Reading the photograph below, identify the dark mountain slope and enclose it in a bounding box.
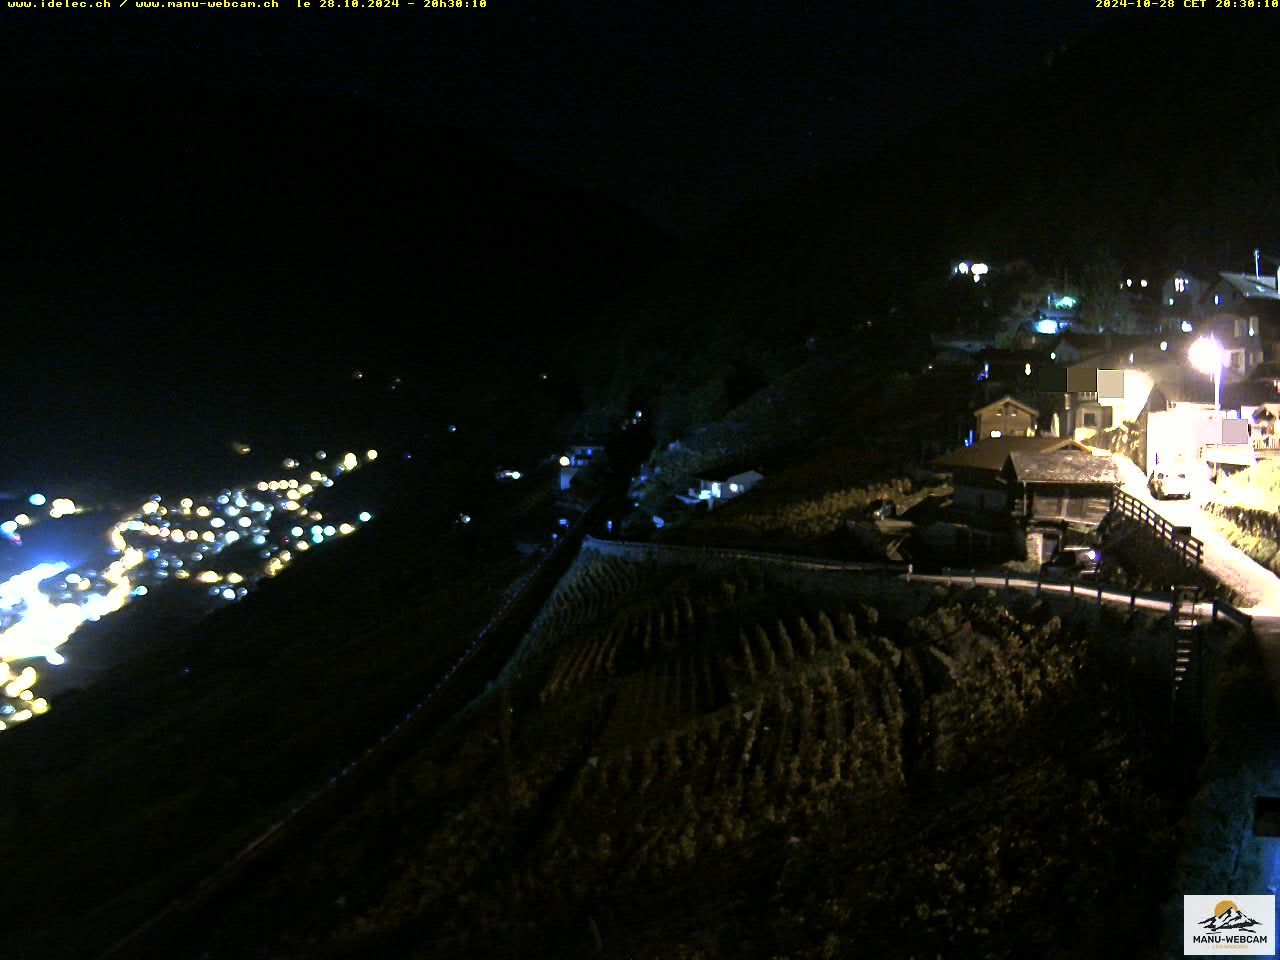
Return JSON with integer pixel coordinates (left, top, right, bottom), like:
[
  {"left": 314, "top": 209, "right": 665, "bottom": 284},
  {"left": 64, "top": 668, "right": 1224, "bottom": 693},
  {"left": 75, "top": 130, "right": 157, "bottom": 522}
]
[
  {"left": 0, "top": 91, "right": 670, "bottom": 490},
  {"left": 590, "top": 17, "right": 1280, "bottom": 419}
]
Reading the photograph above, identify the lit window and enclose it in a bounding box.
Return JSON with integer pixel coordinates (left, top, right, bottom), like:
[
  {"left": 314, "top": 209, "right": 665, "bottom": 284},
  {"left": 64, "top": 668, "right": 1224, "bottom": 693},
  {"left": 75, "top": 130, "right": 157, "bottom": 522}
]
[{"left": 990, "top": 430, "right": 1002, "bottom": 438}]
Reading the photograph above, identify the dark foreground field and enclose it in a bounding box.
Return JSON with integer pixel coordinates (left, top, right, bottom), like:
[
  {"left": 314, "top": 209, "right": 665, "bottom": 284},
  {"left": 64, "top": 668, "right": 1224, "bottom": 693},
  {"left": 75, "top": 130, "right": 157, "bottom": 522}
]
[{"left": 188, "top": 547, "right": 1252, "bottom": 959}]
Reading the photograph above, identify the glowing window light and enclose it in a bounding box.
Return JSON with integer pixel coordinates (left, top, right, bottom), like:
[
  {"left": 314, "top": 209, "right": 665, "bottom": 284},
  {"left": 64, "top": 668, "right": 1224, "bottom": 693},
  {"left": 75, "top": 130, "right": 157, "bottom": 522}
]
[
  {"left": 366, "top": 449, "right": 378, "bottom": 461},
  {"left": 358, "top": 512, "right": 372, "bottom": 523},
  {"left": 323, "top": 525, "right": 336, "bottom": 537},
  {"left": 142, "top": 501, "right": 159, "bottom": 515},
  {"left": 315, "top": 450, "right": 327, "bottom": 460},
  {"left": 238, "top": 517, "right": 252, "bottom": 528},
  {"left": 339, "top": 523, "right": 354, "bottom": 535},
  {"left": 210, "top": 517, "right": 225, "bottom": 528},
  {"left": 27, "top": 494, "right": 45, "bottom": 507},
  {"left": 224, "top": 531, "right": 240, "bottom": 543},
  {"left": 202, "top": 531, "right": 215, "bottom": 543},
  {"left": 1181, "top": 320, "right": 1193, "bottom": 333}
]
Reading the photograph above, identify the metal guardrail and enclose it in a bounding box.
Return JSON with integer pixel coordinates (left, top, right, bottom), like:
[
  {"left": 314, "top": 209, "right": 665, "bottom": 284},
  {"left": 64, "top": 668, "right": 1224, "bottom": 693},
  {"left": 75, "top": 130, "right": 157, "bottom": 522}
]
[
  {"left": 586, "top": 542, "right": 1259, "bottom": 640},
  {"left": 585, "top": 537, "right": 1253, "bottom": 631},
  {"left": 1111, "top": 486, "right": 1204, "bottom": 566}
]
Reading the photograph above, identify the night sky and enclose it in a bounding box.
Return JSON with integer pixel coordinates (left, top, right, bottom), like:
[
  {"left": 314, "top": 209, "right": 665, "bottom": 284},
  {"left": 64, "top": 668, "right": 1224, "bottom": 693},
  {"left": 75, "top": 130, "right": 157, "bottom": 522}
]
[
  {"left": 0, "top": 2, "right": 1113, "bottom": 493},
  {"left": 4, "top": 1, "right": 1098, "bottom": 232}
]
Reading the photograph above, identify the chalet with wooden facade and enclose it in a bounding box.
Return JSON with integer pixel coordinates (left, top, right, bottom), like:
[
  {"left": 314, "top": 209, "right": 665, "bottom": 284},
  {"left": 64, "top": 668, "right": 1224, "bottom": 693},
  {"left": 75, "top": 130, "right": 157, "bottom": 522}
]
[
  {"left": 933, "top": 437, "right": 1117, "bottom": 562},
  {"left": 974, "top": 394, "right": 1038, "bottom": 440},
  {"left": 933, "top": 436, "right": 1090, "bottom": 515}
]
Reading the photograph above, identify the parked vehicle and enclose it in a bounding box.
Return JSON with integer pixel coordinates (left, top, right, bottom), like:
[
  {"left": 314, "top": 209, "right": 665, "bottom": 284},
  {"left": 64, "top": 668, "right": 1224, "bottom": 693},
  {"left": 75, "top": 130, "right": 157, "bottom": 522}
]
[
  {"left": 1149, "top": 469, "right": 1191, "bottom": 500},
  {"left": 1040, "top": 545, "right": 1101, "bottom": 579}
]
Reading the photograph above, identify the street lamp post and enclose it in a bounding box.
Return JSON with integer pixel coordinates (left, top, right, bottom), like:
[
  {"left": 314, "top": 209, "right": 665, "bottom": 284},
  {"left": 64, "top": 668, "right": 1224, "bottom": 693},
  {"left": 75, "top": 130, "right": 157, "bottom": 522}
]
[{"left": 1188, "top": 335, "right": 1225, "bottom": 411}]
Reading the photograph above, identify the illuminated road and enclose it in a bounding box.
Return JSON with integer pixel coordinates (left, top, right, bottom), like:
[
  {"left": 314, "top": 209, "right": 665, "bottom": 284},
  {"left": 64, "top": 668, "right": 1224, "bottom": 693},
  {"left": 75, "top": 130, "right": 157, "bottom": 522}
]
[{"left": 1111, "top": 454, "right": 1280, "bottom": 611}]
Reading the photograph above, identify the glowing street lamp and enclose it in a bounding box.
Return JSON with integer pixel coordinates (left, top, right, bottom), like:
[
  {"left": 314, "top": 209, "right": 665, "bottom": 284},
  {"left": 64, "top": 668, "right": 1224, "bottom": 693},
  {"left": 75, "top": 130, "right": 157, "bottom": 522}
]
[{"left": 1188, "top": 336, "right": 1225, "bottom": 410}]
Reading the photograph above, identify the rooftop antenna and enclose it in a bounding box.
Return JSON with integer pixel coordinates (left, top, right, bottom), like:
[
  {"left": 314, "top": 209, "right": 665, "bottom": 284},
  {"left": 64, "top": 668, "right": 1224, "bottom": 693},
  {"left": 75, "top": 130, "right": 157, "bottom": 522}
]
[{"left": 1256, "top": 247, "right": 1262, "bottom": 279}]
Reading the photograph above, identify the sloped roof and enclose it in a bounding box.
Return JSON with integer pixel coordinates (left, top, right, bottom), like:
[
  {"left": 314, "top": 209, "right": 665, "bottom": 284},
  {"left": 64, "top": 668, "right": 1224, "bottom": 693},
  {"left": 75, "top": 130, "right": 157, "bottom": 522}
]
[
  {"left": 1217, "top": 272, "right": 1280, "bottom": 300},
  {"left": 933, "top": 436, "right": 1086, "bottom": 473},
  {"left": 1006, "top": 450, "right": 1118, "bottom": 484},
  {"left": 974, "top": 394, "right": 1038, "bottom": 418},
  {"left": 1051, "top": 332, "right": 1156, "bottom": 360}
]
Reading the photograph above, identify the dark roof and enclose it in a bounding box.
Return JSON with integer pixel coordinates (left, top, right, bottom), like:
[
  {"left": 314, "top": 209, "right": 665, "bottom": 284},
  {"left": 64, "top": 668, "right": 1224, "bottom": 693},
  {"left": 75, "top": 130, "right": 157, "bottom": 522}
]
[
  {"left": 1006, "top": 450, "right": 1118, "bottom": 484},
  {"left": 1051, "top": 332, "right": 1153, "bottom": 360},
  {"left": 933, "top": 436, "right": 1086, "bottom": 473},
  {"left": 1216, "top": 272, "right": 1280, "bottom": 300},
  {"left": 1250, "top": 361, "right": 1280, "bottom": 381},
  {"left": 974, "top": 393, "right": 1038, "bottom": 417}
]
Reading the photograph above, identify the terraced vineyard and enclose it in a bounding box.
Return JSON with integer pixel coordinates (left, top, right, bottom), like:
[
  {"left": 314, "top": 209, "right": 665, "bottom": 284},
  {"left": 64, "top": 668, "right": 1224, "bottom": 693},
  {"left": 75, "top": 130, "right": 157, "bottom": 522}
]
[{"left": 217, "top": 549, "right": 1213, "bottom": 960}]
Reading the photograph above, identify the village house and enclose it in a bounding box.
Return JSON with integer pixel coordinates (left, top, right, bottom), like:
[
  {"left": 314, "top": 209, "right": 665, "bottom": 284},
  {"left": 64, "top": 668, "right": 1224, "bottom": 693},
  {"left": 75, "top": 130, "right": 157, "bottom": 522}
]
[
  {"left": 932, "top": 436, "right": 1114, "bottom": 562},
  {"left": 1199, "top": 271, "right": 1280, "bottom": 379},
  {"left": 974, "top": 394, "right": 1038, "bottom": 439},
  {"left": 933, "top": 436, "right": 1089, "bottom": 514},
  {"left": 1003, "top": 449, "right": 1119, "bottom": 561},
  {"left": 1158, "top": 269, "right": 1206, "bottom": 332},
  {"left": 682, "top": 468, "right": 764, "bottom": 509}
]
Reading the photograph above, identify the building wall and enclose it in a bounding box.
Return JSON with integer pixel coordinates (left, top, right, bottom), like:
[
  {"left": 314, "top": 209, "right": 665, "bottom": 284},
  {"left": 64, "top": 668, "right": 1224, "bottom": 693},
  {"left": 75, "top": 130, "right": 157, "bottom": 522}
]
[
  {"left": 976, "top": 403, "right": 1036, "bottom": 439},
  {"left": 954, "top": 482, "right": 1007, "bottom": 513}
]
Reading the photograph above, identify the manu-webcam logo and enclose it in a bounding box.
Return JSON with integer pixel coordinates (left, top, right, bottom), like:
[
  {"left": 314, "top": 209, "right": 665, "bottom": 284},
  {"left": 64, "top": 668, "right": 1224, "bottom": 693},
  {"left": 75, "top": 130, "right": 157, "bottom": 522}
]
[{"left": 1184, "top": 895, "right": 1275, "bottom": 955}]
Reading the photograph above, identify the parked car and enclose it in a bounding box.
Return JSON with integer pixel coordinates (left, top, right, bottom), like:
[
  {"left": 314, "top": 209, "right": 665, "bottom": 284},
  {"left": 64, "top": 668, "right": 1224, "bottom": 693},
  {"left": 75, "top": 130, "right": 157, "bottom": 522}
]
[
  {"left": 1149, "top": 468, "right": 1191, "bottom": 500},
  {"left": 1040, "top": 545, "right": 1101, "bottom": 579},
  {"left": 864, "top": 498, "right": 897, "bottom": 520}
]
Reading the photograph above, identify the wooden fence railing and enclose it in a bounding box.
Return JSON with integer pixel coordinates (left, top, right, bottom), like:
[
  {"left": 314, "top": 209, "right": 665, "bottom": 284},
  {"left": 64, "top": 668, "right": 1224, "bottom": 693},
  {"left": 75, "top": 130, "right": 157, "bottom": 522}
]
[{"left": 1110, "top": 486, "right": 1204, "bottom": 566}]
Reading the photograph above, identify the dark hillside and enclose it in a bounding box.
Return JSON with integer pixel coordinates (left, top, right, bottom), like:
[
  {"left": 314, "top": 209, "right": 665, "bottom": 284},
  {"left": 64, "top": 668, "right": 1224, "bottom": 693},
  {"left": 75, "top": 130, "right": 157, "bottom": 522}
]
[
  {"left": 0, "top": 91, "right": 670, "bottom": 491},
  {"left": 192, "top": 549, "right": 1202, "bottom": 959},
  {"left": 592, "top": 18, "right": 1280, "bottom": 418}
]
